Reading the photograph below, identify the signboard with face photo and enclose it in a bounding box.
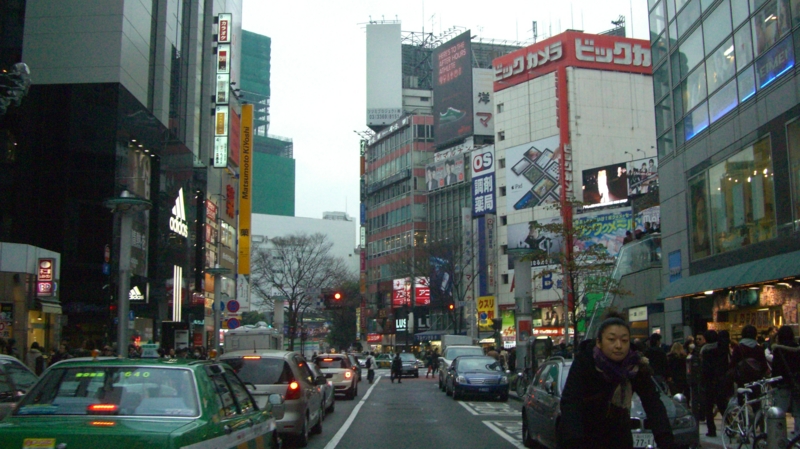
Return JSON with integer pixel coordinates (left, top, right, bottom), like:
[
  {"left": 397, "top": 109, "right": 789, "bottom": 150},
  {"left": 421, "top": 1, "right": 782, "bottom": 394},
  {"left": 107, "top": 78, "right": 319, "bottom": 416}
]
[{"left": 627, "top": 157, "right": 659, "bottom": 196}]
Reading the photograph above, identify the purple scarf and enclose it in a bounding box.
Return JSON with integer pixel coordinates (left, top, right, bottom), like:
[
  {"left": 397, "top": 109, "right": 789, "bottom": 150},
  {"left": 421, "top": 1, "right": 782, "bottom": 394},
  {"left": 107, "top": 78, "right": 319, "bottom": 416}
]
[{"left": 593, "top": 346, "right": 641, "bottom": 385}]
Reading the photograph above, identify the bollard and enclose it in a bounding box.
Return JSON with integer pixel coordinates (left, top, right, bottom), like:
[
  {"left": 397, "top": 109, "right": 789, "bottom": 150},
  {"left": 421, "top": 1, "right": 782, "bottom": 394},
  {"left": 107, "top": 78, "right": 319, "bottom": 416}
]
[{"left": 767, "top": 406, "right": 788, "bottom": 449}]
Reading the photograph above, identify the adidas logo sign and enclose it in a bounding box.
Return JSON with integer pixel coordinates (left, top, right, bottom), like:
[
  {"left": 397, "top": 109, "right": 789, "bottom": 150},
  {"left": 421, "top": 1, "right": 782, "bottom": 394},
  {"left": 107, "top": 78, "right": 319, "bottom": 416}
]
[
  {"left": 129, "top": 286, "right": 144, "bottom": 301},
  {"left": 169, "top": 188, "right": 189, "bottom": 238}
]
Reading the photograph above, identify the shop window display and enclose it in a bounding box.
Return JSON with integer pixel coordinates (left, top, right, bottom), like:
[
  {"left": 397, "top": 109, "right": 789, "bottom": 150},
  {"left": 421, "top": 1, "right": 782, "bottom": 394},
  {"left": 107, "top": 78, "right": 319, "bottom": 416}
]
[
  {"left": 786, "top": 119, "right": 800, "bottom": 230},
  {"left": 707, "top": 137, "right": 776, "bottom": 254}
]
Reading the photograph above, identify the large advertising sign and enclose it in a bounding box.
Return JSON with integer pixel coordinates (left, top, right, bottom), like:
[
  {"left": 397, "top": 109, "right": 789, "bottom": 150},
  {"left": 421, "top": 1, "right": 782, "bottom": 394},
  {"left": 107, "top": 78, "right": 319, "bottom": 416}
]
[
  {"left": 755, "top": 35, "right": 794, "bottom": 89},
  {"left": 366, "top": 23, "right": 402, "bottom": 126},
  {"left": 433, "top": 31, "right": 473, "bottom": 147},
  {"left": 582, "top": 162, "right": 629, "bottom": 208},
  {"left": 415, "top": 277, "right": 430, "bottom": 306},
  {"left": 494, "top": 31, "right": 652, "bottom": 92},
  {"left": 473, "top": 68, "right": 494, "bottom": 137},
  {"left": 505, "top": 135, "right": 560, "bottom": 213},
  {"left": 391, "top": 277, "right": 430, "bottom": 307},
  {"left": 238, "top": 104, "right": 253, "bottom": 275},
  {"left": 477, "top": 296, "right": 495, "bottom": 332},
  {"left": 426, "top": 154, "right": 465, "bottom": 191},
  {"left": 392, "top": 278, "right": 408, "bottom": 308},
  {"left": 628, "top": 157, "right": 658, "bottom": 196},
  {"left": 499, "top": 307, "right": 516, "bottom": 347},
  {"left": 472, "top": 146, "right": 496, "bottom": 217}
]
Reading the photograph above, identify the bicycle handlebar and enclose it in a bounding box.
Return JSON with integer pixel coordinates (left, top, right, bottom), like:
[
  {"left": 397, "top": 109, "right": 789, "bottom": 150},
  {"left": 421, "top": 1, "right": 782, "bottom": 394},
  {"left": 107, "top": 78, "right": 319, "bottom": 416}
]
[{"left": 744, "top": 376, "right": 783, "bottom": 388}]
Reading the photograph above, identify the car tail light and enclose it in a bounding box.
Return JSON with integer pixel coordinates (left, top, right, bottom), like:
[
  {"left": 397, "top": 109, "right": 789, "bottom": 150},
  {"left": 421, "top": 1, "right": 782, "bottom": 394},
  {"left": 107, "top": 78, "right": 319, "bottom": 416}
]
[
  {"left": 323, "top": 358, "right": 334, "bottom": 362},
  {"left": 285, "top": 381, "right": 302, "bottom": 400},
  {"left": 243, "top": 356, "right": 261, "bottom": 360},
  {"left": 345, "top": 371, "right": 352, "bottom": 379},
  {"left": 87, "top": 404, "right": 119, "bottom": 415}
]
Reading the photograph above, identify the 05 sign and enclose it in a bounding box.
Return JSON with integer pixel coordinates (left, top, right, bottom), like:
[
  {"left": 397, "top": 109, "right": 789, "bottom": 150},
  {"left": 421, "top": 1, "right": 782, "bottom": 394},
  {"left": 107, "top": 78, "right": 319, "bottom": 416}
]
[{"left": 472, "top": 151, "right": 494, "bottom": 173}]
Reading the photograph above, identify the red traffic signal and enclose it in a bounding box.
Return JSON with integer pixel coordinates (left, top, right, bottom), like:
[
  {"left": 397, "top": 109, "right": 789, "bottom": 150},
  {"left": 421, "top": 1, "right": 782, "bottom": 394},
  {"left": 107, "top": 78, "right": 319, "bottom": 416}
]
[
  {"left": 448, "top": 303, "right": 455, "bottom": 311},
  {"left": 333, "top": 292, "right": 342, "bottom": 301}
]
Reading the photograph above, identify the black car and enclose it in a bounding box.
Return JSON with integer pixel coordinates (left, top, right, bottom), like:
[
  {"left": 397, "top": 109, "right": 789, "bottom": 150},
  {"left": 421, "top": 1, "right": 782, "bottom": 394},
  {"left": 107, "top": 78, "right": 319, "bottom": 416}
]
[
  {"left": 521, "top": 356, "right": 699, "bottom": 449},
  {"left": 445, "top": 355, "right": 509, "bottom": 401}
]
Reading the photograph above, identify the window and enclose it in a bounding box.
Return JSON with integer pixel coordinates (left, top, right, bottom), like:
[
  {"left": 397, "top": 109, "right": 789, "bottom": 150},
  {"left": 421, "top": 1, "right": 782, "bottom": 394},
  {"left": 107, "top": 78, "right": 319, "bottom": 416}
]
[
  {"left": 500, "top": 216, "right": 507, "bottom": 225},
  {"left": 688, "top": 172, "right": 710, "bottom": 259},
  {"left": 420, "top": 97, "right": 430, "bottom": 102},
  {"left": 499, "top": 158, "right": 505, "bottom": 168},
  {"left": 703, "top": 0, "right": 732, "bottom": 55},
  {"left": 734, "top": 23, "right": 754, "bottom": 72},
  {"left": 683, "top": 63, "right": 707, "bottom": 113},
  {"left": 679, "top": 26, "right": 705, "bottom": 78},
  {"left": 498, "top": 131, "right": 505, "bottom": 141},
  {"left": 738, "top": 66, "right": 756, "bottom": 102},
  {"left": 707, "top": 137, "right": 775, "bottom": 255},
  {"left": 706, "top": 39, "right": 736, "bottom": 94},
  {"left": 650, "top": 1, "right": 667, "bottom": 37},
  {"left": 708, "top": 79, "right": 738, "bottom": 123},
  {"left": 684, "top": 101, "right": 709, "bottom": 140},
  {"left": 752, "top": 0, "right": 790, "bottom": 58},
  {"left": 785, "top": 119, "right": 800, "bottom": 231},
  {"left": 677, "top": 0, "right": 702, "bottom": 38},
  {"left": 653, "top": 63, "right": 671, "bottom": 101},
  {"left": 655, "top": 96, "right": 673, "bottom": 136},
  {"left": 732, "top": 0, "right": 750, "bottom": 28},
  {"left": 497, "top": 103, "right": 505, "bottom": 113},
  {"left": 502, "top": 274, "right": 509, "bottom": 284},
  {"left": 500, "top": 186, "right": 507, "bottom": 196}
]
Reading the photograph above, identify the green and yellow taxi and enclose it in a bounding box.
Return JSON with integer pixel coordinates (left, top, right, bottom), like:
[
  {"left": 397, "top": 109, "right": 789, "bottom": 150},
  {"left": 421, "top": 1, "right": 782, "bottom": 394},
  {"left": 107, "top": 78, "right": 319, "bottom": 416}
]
[{"left": 0, "top": 355, "right": 285, "bottom": 449}]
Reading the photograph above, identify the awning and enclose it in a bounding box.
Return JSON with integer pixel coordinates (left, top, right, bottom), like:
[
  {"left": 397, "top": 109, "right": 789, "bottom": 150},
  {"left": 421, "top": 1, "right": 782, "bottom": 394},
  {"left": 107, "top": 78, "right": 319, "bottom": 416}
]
[
  {"left": 657, "top": 250, "right": 800, "bottom": 300},
  {"left": 36, "top": 299, "right": 62, "bottom": 314},
  {"left": 414, "top": 330, "right": 449, "bottom": 342}
]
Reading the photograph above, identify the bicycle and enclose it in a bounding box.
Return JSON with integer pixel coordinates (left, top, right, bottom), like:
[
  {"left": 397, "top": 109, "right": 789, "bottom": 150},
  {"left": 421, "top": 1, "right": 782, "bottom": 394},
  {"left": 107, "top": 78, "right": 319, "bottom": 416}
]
[
  {"left": 721, "top": 376, "right": 782, "bottom": 449},
  {"left": 509, "top": 370, "right": 531, "bottom": 398}
]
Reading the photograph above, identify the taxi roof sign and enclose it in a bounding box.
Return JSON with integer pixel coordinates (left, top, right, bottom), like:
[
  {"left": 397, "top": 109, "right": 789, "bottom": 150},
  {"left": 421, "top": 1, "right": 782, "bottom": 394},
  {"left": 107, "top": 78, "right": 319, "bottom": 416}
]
[{"left": 140, "top": 343, "right": 160, "bottom": 358}]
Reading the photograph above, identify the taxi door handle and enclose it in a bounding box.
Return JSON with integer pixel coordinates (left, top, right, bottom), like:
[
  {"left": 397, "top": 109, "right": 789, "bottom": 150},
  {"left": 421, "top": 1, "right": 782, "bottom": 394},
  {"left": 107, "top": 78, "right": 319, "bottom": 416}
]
[{"left": 224, "top": 425, "right": 232, "bottom": 435}]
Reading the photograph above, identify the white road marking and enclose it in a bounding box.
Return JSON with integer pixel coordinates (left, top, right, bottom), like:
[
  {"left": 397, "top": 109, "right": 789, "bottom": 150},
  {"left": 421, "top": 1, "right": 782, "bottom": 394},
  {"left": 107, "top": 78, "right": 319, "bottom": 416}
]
[
  {"left": 484, "top": 421, "right": 525, "bottom": 449},
  {"left": 322, "top": 375, "right": 381, "bottom": 449},
  {"left": 457, "top": 400, "right": 519, "bottom": 416}
]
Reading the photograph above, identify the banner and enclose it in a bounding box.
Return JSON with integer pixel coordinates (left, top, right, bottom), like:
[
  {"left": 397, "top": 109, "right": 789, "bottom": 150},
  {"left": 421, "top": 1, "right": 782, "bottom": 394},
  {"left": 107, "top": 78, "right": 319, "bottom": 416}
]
[
  {"left": 238, "top": 104, "right": 253, "bottom": 274},
  {"left": 477, "top": 295, "right": 495, "bottom": 332}
]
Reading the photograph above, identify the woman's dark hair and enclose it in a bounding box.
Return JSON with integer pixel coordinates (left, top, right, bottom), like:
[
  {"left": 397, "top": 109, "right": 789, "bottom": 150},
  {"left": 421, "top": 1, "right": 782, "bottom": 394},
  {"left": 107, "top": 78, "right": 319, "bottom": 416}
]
[
  {"left": 704, "top": 330, "right": 718, "bottom": 344},
  {"left": 777, "top": 326, "right": 797, "bottom": 346},
  {"left": 741, "top": 325, "right": 757, "bottom": 340},
  {"left": 596, "top": 309, "right": 631, "bottom": 338}
]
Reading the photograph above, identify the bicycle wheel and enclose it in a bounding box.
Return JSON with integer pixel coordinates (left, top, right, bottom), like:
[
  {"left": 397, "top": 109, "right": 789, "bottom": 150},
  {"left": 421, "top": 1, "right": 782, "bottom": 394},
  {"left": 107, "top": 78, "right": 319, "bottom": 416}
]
[
  {"left": 516, "top": 376, "right": 528, "bottom": 397},
  {"left": 722, "top": 405, "right": 747, "bottom": 449},
  {"left": 786, "top": 432, "right": 800, "bottom": 449}
]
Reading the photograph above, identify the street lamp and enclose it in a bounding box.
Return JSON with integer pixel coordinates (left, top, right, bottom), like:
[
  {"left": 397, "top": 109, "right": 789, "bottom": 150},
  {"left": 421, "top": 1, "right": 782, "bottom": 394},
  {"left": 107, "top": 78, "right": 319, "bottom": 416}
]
[
  {"left": 103, "top": 190, "right": 151, "bottom": 356},
  {"left": 206, "top": 266, "right": 231, "bottom": 353}
]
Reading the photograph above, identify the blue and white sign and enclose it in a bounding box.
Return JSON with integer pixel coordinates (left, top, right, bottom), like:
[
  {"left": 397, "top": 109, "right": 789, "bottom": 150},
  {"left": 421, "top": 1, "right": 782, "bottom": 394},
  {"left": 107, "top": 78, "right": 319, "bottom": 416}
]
[
  {"left": 756, "top": 36, "right": 794, "bottom": 90},
  {"left": 472, "top": 146, "right": 496, "bottom": 217},
  {"left": 668, "top": 250, "right": 682, "bottom": 283}
]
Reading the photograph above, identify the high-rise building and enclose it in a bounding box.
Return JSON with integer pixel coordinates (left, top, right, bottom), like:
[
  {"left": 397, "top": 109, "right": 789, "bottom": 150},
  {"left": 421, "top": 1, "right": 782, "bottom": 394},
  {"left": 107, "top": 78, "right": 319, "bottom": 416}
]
[
  {"left": 649, "top": 0, "right": 800, "bottom": 339},
  {"left": 241, "top": 30, "right": 295, "bottom": 216},
  {"left": 0, "top": 0, "right": 245, "bottom": 351}
]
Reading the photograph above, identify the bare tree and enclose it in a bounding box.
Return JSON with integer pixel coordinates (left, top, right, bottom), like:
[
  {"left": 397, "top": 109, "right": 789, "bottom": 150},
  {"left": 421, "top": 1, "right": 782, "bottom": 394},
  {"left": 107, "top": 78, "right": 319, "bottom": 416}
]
[
  {"left": 250, "top": 233, "right": 350, "bottom": 350},
  {"left": 521, "top": 202, "right": 628, "bottom": 343}
]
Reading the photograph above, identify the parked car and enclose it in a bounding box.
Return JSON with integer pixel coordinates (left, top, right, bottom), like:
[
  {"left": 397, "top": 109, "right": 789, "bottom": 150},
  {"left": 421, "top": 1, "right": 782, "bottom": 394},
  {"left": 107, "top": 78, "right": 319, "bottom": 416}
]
[
  {"left": 308, "top": 360, "right": 335, "bottom": 414},
  {"left": 221, "top": 349, "right": 325, "bottom": 447},
  {"left": 346, "top": 353, "right": 362, "bottom": 382},
  {"left": 398, "top": 352, "right": 419, "bottom": 378},
  {"left": 445, "top": 355, "right": 509, "bottom": 401},
  {"left": 438, "top": 345, "right": 485, "bottom": 390},
  {"left": 0, "top": 354, "right": 39, "bottom": 420},
  {"left": 315, "top": 354, "right": 358, "bottom": 399},
  {"left": 521, "top": 356, "right": 699, "bottom": 449},
  {"left": 0, "top": 357, "right": 284, "bottom": 448},
  {"left": 375, "top": 354, "right": 392, "bottom": 368}
]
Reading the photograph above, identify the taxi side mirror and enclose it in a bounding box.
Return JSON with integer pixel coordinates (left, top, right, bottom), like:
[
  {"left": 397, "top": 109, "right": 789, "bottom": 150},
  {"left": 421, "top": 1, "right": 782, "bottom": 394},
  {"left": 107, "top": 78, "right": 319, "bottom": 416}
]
[
  {"left": 268, "top": 393, "right": 285, "bottom": 421},
  {"left": 314, "top": 375, "right": 327, "bottom": 386}
]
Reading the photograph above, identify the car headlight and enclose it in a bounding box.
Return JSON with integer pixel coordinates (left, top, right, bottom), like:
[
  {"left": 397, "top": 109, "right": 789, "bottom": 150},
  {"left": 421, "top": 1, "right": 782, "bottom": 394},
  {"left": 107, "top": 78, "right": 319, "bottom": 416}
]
[
  {"left": 671, "top": 413, "right": 695, "bottom": 430},
  {"left": 456, "top": 375, "right": 466, "bottom": 384},
  {"left": 500, "top": 376, "right": 509, "bottom": 384}
]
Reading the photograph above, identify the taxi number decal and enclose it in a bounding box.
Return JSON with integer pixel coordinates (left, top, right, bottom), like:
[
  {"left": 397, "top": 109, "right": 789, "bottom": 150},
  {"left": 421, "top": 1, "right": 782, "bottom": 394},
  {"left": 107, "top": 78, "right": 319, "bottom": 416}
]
[
  {"left": 75, "top": 372, "right": 104, "bottom": 378},
  {"left": 23, "top": 438, "right": 56, "bottom": 449},
  {"left": 123, "top": 371, "right": 150, "bottom": 377}
]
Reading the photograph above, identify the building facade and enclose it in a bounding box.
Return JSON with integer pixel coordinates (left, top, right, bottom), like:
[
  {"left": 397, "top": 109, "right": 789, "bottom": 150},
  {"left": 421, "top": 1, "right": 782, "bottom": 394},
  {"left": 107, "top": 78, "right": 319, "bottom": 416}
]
[
  {"left": 650, "top": 0, "right": 800, "bottom": 340},
  {"left": 0, "top": 0, "right": 246, "bottom": 354}
]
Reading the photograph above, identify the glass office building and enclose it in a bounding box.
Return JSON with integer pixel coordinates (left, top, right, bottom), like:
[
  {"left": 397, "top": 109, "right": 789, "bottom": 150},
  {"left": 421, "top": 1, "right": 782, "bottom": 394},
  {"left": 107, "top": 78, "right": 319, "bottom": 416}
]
[{"left": 652, "top": 0, "right": 800, "bottom": 338}]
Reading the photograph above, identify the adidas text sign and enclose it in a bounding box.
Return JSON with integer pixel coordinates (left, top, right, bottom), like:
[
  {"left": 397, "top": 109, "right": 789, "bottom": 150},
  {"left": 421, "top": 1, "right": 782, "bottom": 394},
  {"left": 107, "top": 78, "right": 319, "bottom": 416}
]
[{"left": 169, "top": 188, "right": 189, "bottom": 238}]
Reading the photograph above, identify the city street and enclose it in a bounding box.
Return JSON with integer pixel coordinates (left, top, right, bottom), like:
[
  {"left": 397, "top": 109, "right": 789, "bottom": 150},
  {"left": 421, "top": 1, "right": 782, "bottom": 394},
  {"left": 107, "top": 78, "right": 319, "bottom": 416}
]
[{"left": 299, "top": 368, "right": 524, "bottom": 449}]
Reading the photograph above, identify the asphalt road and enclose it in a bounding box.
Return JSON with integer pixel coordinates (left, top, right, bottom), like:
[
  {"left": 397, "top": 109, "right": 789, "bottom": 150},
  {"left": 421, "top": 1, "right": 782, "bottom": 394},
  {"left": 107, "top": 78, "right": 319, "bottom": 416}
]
[{"left": 295, "top": 368, "right": 524, "bottom": 449}]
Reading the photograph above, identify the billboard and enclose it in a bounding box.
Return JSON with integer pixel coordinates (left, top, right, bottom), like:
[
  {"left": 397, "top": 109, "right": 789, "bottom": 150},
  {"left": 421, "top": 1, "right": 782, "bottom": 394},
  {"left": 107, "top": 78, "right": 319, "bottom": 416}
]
[
  {"left": 627, "top": 157, "right": 658, "bottom": 196},
  {"left": 494, "top": 31, "right": 652, "bottom": 92},
  {"left": 473, "top": 68, "right": 494, "bottom": 137},
  {"left": 582, "top": 162, "right": 628, "bottom": 208},
  {"left": 433, "top": 31, "right": 474, "bottom": 147},
  {"left": 477, "top": 296, "right": 495, "bottom": 331},
  {"left": 471, "top": 146, "right": 496, "bottom": 217},
  {"left": 366, "top": 23, "right": 402, "bottom": 127},
  {"left": 505, "top": 135, "right": 560, "bottom": 213},
  {"left": 238, "top": 104, "right": 253, "bottom": 275},
  {"left": 425, "top": 154, "right": 465, "bottom": 191}
]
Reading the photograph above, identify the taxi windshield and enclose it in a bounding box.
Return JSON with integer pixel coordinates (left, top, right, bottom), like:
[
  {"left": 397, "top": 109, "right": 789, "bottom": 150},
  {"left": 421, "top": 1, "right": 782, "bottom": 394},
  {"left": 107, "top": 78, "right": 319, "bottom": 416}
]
[{"left": 14, "top": 366, "right": 200, "bottom": 417}]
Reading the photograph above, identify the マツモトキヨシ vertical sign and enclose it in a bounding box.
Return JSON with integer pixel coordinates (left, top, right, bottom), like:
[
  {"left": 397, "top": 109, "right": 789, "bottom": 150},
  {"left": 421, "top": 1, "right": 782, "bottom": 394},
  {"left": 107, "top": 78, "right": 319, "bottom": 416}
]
[{"left": 238, "top": 104, "right": 252, "bottom": 275}]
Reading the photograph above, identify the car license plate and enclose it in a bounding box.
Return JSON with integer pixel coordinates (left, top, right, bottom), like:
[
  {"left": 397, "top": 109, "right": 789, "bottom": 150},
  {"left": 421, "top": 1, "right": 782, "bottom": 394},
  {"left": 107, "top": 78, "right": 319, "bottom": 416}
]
[
  {"left": 633, "top": 432, "right": 654, "bottom": 448},
  {"left": 479, "top": 388, "right": 489, "bottom": 392}
]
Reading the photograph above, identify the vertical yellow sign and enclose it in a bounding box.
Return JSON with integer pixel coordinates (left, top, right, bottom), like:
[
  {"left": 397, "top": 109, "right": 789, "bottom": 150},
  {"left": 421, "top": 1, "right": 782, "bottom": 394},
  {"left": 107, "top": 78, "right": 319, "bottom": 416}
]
[
  {"left": 238, "top": 104, "right": 253, "bottom": 275},
  {"left": 477, "top": 295, "right": 495, "bottom": 331}
]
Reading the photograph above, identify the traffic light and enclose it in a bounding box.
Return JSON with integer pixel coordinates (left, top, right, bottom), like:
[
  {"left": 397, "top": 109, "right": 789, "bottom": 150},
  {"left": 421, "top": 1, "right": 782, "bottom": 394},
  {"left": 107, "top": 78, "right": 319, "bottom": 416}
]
[
  {"left": 322, "top": 289, "right": 344, "bottom": 308},
  {"left": 448, "top": 303, "right": 455, "bottom": 311},
  {"left": 332, "top": 292, "right": 343, "bottom": 301}
]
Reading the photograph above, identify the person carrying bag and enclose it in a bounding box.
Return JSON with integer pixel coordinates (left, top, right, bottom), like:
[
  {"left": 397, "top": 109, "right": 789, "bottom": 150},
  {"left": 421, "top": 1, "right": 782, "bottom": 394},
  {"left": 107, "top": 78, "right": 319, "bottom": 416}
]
[{"left": 772, "top": 326, "right": 800, "bottom": 437}]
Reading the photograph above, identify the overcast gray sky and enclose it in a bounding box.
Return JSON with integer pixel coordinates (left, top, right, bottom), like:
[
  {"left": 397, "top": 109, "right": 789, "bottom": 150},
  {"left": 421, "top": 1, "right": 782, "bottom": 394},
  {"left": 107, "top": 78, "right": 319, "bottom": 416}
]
[{"left": 241, "top": 0, "right": 650, "bottom": 233}]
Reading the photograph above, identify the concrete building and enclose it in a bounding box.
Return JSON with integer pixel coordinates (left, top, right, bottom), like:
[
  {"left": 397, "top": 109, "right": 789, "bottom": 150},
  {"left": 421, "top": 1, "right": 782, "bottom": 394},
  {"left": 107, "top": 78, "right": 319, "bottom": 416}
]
[{"left": 649, "top": 0, "right": 800, "bottom": 341}]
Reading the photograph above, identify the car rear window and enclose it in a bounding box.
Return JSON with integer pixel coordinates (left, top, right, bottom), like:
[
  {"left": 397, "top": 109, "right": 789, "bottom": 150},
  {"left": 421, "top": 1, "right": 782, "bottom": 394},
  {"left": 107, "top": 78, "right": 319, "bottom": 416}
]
[
  {"left": 399, "top": 353, "right": 416, "bottom": 362},
  {"left": 224, "top": 357, "right": 291, "bottom": 384},
  {"left": 458, "top": 358, "right": 504, "bottom": 372},
  {"left": 316, "top": 357, "right": 347, "bottom": 369},
  {"left": 15, "top": 366, "right": 199, "bottom": 417},
  {"left": 445, "top": 347, "right": 484, "bottom": 359},
  {"left": 0, "top": 359, "right": 38, "bottom": 390}
]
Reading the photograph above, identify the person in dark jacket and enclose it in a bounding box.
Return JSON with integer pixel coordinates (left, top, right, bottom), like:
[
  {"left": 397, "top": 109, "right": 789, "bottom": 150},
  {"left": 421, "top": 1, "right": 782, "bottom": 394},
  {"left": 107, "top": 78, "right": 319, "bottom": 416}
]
[
  {"left": 701, "top": 330, "right": 731, "bottom": 437},
  {"left": 557, "top": 310, "right": 675, "bottom": 449},
  {"left": 687, "top": 333, "right": 705, "bottom": 421},
  {"left": 390, "top": 353, "right": 402, "bottom": 383},
  {"left": 644, "top": 333, "right": 669, "bottom": 389},
  {"left": 667, "top": 342, "right": 688, "bottom": 397},
  {"left": 730, "top": 324, "right": 769, "bottom": 383},
  {"left": 771, "top": 326, "right": 800, "bottom": 436}
]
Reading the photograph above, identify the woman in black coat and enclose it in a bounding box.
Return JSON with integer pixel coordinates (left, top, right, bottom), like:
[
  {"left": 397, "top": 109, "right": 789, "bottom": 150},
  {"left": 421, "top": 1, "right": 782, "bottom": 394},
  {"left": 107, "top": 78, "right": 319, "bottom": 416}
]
[
  {"left": 557, "top": 311, "right": 675, "bottom": 449},
  {"left": 770, "top": 326, "right": 800, "bottom": 435}
]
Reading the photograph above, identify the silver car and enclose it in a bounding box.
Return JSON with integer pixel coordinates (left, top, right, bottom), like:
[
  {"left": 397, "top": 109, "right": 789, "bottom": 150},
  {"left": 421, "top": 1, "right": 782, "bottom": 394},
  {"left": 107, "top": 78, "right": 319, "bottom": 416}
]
[
  {"left": 0, "top": 355, "right": 38, "bottom": 420},
  {"left": 221, "top": 350, "right": 325, "bottom": 448},
  {"left": 308, "top": 360, "right": 335, "bottom": 414}
]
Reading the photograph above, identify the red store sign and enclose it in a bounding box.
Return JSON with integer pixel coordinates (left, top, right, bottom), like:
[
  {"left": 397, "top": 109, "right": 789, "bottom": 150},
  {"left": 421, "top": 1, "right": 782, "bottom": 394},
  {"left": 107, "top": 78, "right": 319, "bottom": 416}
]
[
  {"left": 226, "top": 185, "right": 235, "bottom": 218},
  {"left": 38, "top": 258, "right": 54, "bottom": 281},
  {"left": 206, "top": 200, "right": 218, "bottom": 222}
]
